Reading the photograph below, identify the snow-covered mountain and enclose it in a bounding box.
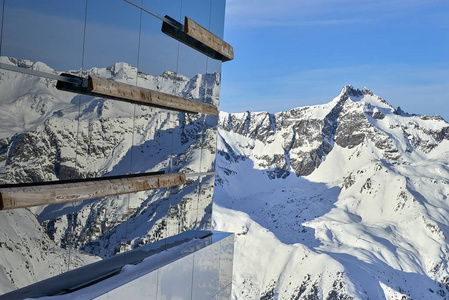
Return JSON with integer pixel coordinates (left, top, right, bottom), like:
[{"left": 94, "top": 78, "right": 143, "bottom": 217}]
[
  {"left": 2, "top": 54, "right": 449, "bottom": 300},
  {"left": 0, "top": 57, "right": 219, "bottom": 293},
  {"left": 214, "top": 86, "right": 449, "bottom": 299}
]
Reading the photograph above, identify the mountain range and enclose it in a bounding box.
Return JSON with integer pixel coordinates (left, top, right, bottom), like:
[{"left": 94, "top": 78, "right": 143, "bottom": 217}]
[
  {"left": 1, "top": 57, "right": 449, "bottom": 299},
  {"left": 214, "top": 85, "right": 449, "bottom": 299}
]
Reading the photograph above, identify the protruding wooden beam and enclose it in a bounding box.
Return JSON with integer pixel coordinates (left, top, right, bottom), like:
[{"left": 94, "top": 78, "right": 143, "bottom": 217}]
[
  {"left": 184, "top": 17, "right": 234, "bottom": 62},
  {"left": 0, "top": 172, "right": 186, "bottom": 210},
  {"left": 88, "top": 75, "right": 218, "bottom": 115},
  {"left": 161, "top": 16, "right": 234, "bottom": 62},
  {"left": 56, "top": 75, "right": 218, "bottom": 116}
]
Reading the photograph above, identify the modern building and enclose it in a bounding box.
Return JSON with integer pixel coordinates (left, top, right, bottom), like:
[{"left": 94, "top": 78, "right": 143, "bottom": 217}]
[{"left": 0, "top": 0, "right": 233, "bottom": 298}]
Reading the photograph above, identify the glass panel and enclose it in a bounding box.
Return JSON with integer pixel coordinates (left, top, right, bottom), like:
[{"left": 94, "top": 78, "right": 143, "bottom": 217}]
[
  {"left": 159, "top": 253, "right": 194, "bottom": 300},
  {"left": 81, "top": 0, "right": 141, "bottom": 176},
  {"left": 206, "top": 58, "right": 222, "bottom": 106},
  {"left": 0, "top": 69, "right": 83, "bottom": 184},
  {"left": 209, "top": 0, "right": 225, "bottom": 39},
  {"left": 166, "top": 175, "right": 200, "bottom": 237},
  {"left": 177, "top": 0, "right": 210, "bottom": 89},
  {"left": 176, "top": 0, "right": 211, "bottom": 176},
  {"left": 0, "top": 0, "right": 4, "bottom": 54},
  {"left": 216, "top": 284, "right": 232, "bottom": 300},
  {"left": 141, "top": 0, "right": 182, "bottom": 22},
  {"left": 0, "top": 0, "right": 85, "bottom": 71},
  {"left": 95, "top": 269, "right": 159, "bottom": 300},
  {"left": 128, "top": 106, "right": 161, "bottom": 173},
  {"left": 137, "top": 1, "right": 180, "bottom": 79},
  {"left": 1, "top": 0, "right": 86, "bottom": 72},
  {"left": 218, "top": 234, "right": 234, "bottom": 291},
  {"left": 135, "top": 1, "right": 181, "bottom": 177},
  {"left": 0, "top": 0, "right": 86, "bottom": 183},
  {"left": 83, "top": 0, "right": 140, "bottom": 76},
  {"left": 192, "top": 240, "right": 220, "bottom": 300},
  {"left": 181, "top": 0, "right": 211, "bottom": 31},
  {"left": 201, "top": 114, "right": 218, "bottom": 173},
  {"left": 196, "top": 174, "right": 215, "bottom": 230}
]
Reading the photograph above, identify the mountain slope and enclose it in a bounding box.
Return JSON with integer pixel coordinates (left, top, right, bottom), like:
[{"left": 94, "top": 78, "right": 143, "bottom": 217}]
[{"left": 214, "top": 86, "right": 449, "bottom": 299}]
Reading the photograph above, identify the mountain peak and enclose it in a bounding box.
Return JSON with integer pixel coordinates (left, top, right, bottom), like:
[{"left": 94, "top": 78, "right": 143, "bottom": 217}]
[
  {"left": 338, "top": 85, "right": 395, "bottom": 111},
  {"left": 341, "top": 85, "right": 364, "bottom": 98},
  {"left": 362, "top": 86, "right": 374, "bottom": 96},
  {"left": 340, "top": 85, "right": 375, "bottom": 99}
]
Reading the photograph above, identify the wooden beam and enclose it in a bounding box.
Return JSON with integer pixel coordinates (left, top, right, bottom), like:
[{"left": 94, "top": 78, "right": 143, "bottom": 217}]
[
  {"left": 88, "top": 76, "right": 218, "bottom": 115},
  {"left": 0, "top": 172, "right": 186, "bottom": 210},
  {"left": 56, "top": 75, "right": 218, "bottom": 116},
  {"left": 161, "top": 16, "right": 233, "bottom": 62},
  {"left": 184, "top": 17, "right": 234, "bottom": 62}
]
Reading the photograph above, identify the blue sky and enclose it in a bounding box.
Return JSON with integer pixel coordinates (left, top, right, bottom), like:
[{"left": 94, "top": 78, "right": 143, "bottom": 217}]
[{"left": 220, "top": 0, "right": 449, "bottom": 121}]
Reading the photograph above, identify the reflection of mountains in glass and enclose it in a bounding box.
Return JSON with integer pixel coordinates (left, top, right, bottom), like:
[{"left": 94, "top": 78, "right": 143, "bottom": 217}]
[
  {"left": 0, "top": 56, "right": 220, "bottom": 180},
  {"left": 0, "top": 56, "right": 218, "bottom": 260},
  {"left": 0, "top": 56, "right": 220, "bottom": 138}
]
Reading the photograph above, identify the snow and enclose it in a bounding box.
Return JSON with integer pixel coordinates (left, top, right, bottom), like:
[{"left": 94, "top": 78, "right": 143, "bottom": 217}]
[
  {"left": 213, "top": 86, "right": 449, "bottom": 299},
  {"left": 2, "top": 55, "right": 449, "bottom": 299}
]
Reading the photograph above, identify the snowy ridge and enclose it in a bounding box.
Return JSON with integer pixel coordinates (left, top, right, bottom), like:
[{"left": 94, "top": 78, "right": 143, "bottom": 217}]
[{"left": 214, "top": 86, "right": 449, "bottom": 299}]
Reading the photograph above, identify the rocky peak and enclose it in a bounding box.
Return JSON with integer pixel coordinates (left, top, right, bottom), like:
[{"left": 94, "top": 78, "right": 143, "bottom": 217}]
[
  {"left": 362, "top": 87, "right": 374, "bottom": 96},
  {"left": 341, "top": 85, "right": 364, "bottom": 99}
]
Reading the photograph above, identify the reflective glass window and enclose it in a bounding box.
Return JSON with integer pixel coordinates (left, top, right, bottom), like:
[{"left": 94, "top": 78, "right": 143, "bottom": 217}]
[
  {"left": 83, "top": 0, "right": 140, "bottom": 74},
  {"left": 216, "top": 284, "right": 232, "bottom": 300},
  {"left": 95, "top": 269, "right": 159, "bottom": 299},
  {"left": 159, "top": 253, "right": 194, "bottom": 300},
  {"left": 0, "top": 0, "right": 228, "bottom": 295},
  {"left": 137, "top": 1, "right": 180, "bottom": 79},
  {"left": 1, "top": 0, "right": 85, "bottom": 71},
  {"left": 196, "top": 174, "right": 215, "bottom": 230},
  {"left": 192, "top": 240, "right": 221, "bottom": 299},
  {"left": 218, "top": 234, "right": 235, "bottom": 291}
]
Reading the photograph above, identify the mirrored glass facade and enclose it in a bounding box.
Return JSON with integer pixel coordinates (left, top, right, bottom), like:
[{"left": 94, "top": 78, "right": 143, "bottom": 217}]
[{"left": 0, "top": 0, "right": 232, "bottom": 297}]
